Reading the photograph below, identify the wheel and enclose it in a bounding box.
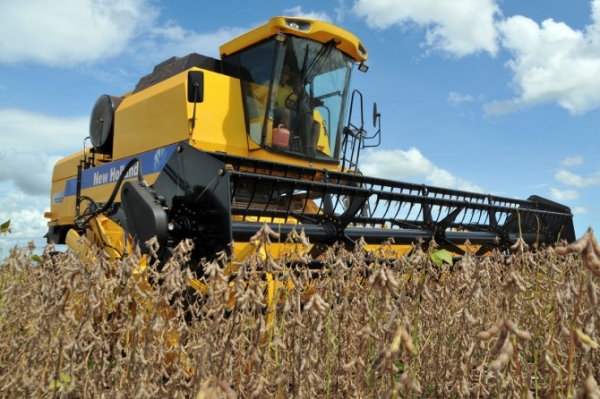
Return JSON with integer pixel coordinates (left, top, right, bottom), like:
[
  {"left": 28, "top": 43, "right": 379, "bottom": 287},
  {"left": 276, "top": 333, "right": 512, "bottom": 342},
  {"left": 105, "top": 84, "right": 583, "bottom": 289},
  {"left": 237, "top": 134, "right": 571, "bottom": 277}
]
[{"left": 285, "top": 92, "right": 298, "bottom": 109}]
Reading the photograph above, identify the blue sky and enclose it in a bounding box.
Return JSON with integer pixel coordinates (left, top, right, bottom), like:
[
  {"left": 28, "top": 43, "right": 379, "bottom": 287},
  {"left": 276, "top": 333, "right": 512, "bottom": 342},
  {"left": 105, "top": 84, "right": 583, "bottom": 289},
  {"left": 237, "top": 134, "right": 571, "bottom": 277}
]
[{"left": 1, "top": 0, "right": 599, "bottom": 253}]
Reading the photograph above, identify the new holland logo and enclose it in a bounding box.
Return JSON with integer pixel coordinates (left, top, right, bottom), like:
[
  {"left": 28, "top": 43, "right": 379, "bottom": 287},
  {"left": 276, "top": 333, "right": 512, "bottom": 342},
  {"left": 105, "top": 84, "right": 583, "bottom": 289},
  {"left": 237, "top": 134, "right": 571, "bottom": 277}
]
[
  {"left": 92, "top": 163, "right": 140, "bottom": 186},
  {"left": 63, "top": 144, "right": 178, "bottom": 197},
  {"left": 153, "top": 147, "right": 168, "bottom": 172}
]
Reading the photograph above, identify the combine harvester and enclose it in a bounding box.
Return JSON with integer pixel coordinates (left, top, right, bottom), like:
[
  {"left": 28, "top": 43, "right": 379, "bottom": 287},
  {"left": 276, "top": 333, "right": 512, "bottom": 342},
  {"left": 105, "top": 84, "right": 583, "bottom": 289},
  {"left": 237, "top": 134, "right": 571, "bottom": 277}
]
[{"left": 45, "top": 17, "right": 575, "bottom": 271}]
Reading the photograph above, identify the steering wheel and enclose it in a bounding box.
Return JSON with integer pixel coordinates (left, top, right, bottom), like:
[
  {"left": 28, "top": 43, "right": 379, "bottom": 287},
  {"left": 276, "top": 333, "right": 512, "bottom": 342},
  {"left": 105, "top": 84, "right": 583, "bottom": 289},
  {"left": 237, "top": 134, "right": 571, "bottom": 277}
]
[{"left": 285, "top": 92, "right": 298, "bottom": 109}]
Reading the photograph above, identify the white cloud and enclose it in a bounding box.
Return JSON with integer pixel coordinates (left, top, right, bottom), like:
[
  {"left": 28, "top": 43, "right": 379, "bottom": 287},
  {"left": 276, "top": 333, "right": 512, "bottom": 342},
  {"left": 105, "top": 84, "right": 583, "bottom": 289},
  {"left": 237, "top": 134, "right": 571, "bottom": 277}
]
[
  {"left": 549, "top": 187, "right": 579, "bottom": 201},
  {"left": 350, "top": 0, "right": 600, "bottom": 115},
  {"left": 0, "top": 109, "right": 87, "bottom": 153},
  {"left": 284, "top": 6, "right": 332, "bottom": 23},
  {"left": 140, "top": 26, "right": 247, "bottom": 61},
  {"left": 0, "top": 0, "right": 247, "bottom": 69},
  {"left": 352, "top": 0, "right": 501, "bottom": 57},
  {"left": 360, "top": 147, "right": 432, "bottom": 178},
  {"left": 359, "top": 147, "right": 484, "bottom": 192},
  {"left": 555, "top": 169, "right": 600, "bottom": 188},
  {"left": 561, "top": 156, "right": 584, "bottom": 166},
  {"left": 0, "top": 152, "right": 62, "bottom": 196},
  {"left": 448, "top": 91, "right": 475, "bottom": 105},
  {"left": 572, "top": 206, "right": 589, "bottom": 215},
  {"left": 0, "top": 109, "right": 87, "bottom": 196},
  {"left": 0, "top": 190, "right": 49, "bottom": 255},
  {"left": 0, "top": 0, "right": 157, "bottom": 66},
  {"left": 487, "top": 3, "right": 600, "bottom": 115}
]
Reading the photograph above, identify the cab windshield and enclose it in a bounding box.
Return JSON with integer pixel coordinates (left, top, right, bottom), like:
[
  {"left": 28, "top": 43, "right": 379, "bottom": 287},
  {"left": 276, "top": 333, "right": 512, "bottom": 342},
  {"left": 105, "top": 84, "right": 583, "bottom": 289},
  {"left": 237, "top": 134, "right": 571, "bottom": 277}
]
[{"left": 232, "top": 36, "right": 354, "bottom": 162}]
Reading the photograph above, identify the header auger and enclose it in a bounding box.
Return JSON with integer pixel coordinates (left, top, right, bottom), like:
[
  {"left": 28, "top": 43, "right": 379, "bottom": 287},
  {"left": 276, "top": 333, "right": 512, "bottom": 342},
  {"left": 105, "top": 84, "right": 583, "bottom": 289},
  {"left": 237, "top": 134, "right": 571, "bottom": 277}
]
[{"left": 45, "top": 16, "right": 575, "bottom": 270}]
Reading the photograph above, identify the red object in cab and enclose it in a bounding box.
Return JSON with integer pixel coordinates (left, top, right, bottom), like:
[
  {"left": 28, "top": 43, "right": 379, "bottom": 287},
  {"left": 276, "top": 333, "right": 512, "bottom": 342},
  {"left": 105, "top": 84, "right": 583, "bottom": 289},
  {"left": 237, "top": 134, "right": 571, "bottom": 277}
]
[{"left": 272, "top": 124, "right": 290, "bottom": 148}]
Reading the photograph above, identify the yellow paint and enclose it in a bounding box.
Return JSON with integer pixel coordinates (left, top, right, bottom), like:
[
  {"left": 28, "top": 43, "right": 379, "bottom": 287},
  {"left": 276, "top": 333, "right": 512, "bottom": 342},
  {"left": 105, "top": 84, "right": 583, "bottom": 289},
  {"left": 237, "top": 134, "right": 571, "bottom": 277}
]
[
  {"left": 220, "top": 16, "right": 368, "bottom": 62},
  {"left": 113, "top": 74, "right": 190, "bottom": 160}
]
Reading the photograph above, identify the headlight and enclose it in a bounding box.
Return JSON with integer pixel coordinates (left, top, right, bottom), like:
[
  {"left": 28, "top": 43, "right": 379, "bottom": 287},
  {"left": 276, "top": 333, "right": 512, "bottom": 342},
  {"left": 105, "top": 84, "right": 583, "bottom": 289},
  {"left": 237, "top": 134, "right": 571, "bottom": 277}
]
[
  {"left": 285, "top": 19, "right": 311, "bottom": 31},
  {"left": 358, "top": 43, "right": 368, "bottom": 58}
]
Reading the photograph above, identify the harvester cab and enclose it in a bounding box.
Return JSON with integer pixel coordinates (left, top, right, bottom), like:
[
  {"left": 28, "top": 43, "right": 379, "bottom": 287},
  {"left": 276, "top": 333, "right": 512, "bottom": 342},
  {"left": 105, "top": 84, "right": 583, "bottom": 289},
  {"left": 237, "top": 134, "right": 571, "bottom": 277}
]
[{"left": 44, "top": 16, "right": 575, "bottom": 270}]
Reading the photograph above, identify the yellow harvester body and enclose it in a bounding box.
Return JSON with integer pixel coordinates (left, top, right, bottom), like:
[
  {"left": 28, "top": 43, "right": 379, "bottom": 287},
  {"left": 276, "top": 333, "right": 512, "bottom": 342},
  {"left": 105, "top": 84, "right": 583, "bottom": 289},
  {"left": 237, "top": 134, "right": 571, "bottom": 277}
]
[{"left": 45, "top": 16, "right": 574, "bottom": 273}]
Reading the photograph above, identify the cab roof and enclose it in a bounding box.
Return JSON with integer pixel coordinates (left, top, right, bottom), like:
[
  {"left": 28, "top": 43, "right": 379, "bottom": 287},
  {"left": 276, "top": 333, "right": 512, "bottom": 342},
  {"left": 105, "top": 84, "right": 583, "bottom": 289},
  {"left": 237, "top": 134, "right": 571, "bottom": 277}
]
[{"left": 219, "top": 16, "right": 368, "bottom": 63}]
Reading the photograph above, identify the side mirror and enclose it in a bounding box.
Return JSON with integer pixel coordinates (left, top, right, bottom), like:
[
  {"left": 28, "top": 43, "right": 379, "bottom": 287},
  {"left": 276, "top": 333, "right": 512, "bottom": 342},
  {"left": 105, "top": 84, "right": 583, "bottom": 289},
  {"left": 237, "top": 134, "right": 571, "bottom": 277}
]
[
  {"left": 187, "top": 71, "right": 204, "bottom": 103},
  {"left": 372, "top": 102, "right": 380, "bottom": 128}
]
